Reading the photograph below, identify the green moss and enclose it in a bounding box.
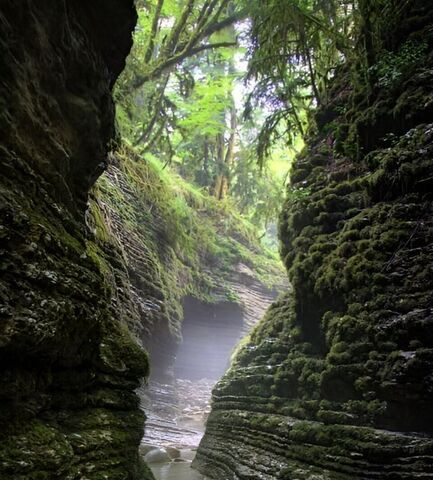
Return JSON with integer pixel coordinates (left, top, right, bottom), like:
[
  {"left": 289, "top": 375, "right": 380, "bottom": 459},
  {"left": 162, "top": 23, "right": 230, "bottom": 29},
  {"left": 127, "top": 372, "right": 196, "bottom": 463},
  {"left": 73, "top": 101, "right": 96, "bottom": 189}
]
[
  {"left": 98, "top": 320, "right": 149, "bottom": 378},
  {"left": 94, "top": 144, "right": 285, "bottom": 323},
  {"left": 85, "top": 241, "right": 113, "bottom": 281},
  {"left": 0, "top": 420, "right": 73, "bottom": 477}
]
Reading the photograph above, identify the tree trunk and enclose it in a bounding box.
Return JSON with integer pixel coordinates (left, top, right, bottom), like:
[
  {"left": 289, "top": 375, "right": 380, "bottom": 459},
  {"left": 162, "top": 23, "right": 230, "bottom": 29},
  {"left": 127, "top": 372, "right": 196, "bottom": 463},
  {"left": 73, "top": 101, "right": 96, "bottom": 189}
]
[
  {"left": 214, "top": 103, "right": 237, "bottom": 200},
  {"left": 214, "top": 132, "right": 226, "bottom": 200}
]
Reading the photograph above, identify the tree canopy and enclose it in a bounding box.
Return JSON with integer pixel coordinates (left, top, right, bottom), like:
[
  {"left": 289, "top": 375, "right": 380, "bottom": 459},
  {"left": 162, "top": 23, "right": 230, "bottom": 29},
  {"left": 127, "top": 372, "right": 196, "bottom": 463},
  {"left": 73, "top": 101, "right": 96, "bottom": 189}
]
[{"left": 115, "top": 0, "right": 371, "bottom": 248}]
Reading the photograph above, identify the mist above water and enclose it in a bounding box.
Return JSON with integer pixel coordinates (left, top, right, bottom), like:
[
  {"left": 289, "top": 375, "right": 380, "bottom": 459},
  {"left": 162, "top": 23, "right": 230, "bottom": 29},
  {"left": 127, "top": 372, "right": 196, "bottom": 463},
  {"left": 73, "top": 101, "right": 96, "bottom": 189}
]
[
  {"left": 142, "top": 297, "right": 246, "bottom": 479},
  {"left": 174, "top": 297, "right": 244, "bottom": 381}
]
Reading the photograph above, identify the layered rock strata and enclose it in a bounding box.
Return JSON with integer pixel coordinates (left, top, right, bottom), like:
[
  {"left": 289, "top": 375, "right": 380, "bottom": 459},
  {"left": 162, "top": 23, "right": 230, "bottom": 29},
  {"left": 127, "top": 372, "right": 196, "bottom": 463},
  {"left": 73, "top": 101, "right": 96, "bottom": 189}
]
[
  {"left": 0, "top": 2, "right": 153, "bottom": 479},
  {"left": 196, "top": 3, "right": 433, "bottom": 479},
  {"left": 95, "top": 152, "right": 285, "bottom": 381}
]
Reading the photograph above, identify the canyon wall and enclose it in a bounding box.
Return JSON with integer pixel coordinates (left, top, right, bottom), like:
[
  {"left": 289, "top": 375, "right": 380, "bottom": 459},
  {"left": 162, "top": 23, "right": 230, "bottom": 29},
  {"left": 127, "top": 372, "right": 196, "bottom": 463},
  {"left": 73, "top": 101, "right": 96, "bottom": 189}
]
[
  {"left": 196, "top": 2, "right": 433, "bottom": 479},
  {"left": 0, "top": 2, "right": 155, "bottom": 479},
  {"left": 94, "top": 149, "right": 285, "bottom": 382}
]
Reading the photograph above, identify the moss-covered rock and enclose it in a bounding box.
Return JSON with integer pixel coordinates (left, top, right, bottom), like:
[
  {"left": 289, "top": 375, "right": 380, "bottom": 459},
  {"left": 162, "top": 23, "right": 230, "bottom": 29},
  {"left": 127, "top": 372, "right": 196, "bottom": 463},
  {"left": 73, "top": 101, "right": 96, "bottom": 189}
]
[
  {"left": 0, "top": 1, "right": 154, "bottom": 479},
  {"left": 196, "top": 2, "right": 433, "bottom": 479},
  {"left": 92, "top": 146, "right": 285, "bottom": 377}
]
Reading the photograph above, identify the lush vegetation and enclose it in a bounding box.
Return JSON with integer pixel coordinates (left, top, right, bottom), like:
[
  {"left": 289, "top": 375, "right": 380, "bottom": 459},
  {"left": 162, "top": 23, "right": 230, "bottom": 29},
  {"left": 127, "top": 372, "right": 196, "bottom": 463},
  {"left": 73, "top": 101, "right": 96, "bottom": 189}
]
[
  {"left": 114, "top": 0, "right": 302, "bottom": 248},
  {"left": 113, "top": 1, "right": 407, "bottom": 250}
]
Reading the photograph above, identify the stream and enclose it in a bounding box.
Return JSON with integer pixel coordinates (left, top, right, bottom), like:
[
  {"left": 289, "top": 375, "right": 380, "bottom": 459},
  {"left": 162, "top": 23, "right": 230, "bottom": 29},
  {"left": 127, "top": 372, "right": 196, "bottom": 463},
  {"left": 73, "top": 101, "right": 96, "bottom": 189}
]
[
  {"left": 139, "top": 293, "right": 273, "bottom": 479},
  {"left": 150, "top": 462, "right": 205, "bottom": 480},
  {"left": 140, "top": 378, "right": 213, "bottom": 480}
]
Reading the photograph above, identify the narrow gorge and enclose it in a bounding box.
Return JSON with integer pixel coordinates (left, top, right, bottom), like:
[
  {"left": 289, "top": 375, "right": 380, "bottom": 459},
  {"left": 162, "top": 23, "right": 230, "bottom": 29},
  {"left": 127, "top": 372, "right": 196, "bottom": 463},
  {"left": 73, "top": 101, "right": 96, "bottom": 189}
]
[{"left": 1, "top": 1, "right": 433, "bottom": 480}]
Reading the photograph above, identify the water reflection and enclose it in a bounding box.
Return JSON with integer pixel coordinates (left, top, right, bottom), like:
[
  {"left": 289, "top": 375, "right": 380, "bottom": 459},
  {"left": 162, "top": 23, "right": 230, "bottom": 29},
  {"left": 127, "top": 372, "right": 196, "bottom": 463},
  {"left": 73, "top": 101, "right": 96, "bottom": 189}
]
[{"left": 150, "top": 462, "right": 205, "bottom": 480}]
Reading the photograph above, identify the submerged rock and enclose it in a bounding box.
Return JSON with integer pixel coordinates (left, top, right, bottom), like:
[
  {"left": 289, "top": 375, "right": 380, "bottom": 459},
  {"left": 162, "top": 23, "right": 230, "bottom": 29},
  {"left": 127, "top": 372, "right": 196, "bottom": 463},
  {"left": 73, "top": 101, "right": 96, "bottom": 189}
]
[
  {"left": 144, "top": 448, "right": 171, "bottom": 464},
  {"left": 166, "top": 446, "right": 181, "bottom": 459},
  {"left": 140, "top": 444, "right": 159, "bottom": 456}
]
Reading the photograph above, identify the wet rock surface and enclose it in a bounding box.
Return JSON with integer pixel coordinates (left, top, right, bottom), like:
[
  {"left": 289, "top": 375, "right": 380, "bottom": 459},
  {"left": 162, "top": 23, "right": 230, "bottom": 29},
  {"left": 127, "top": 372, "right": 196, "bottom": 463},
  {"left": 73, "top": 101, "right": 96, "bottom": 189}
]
[
  {"left": 0, "top": 1, "right": 153, "bottom": 479},
  {"left": 195, "top": 3, "right": 433, "bottom": 479}
]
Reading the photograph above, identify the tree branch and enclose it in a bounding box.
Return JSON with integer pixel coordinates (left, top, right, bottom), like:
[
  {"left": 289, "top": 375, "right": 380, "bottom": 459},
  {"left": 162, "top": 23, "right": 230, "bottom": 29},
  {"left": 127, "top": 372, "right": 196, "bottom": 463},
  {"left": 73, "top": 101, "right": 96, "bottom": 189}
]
[
  {"left": 163, "top": 0, "right": 195, "bottom": 55},
  {"left": 188, "top": 41, "right": 237, "bottom": 57},
  {"left": 201, "top": 8, "right": 247, "bottom": 38},
  {"left": 132, "top": 41, "right": 237, "bottom": 89},
  {"left": 195, "top": 0, "right": 218, "bottom": 31},
  {"left": 134, "top": 74, "right": 170, "bottom": 146},
  {"left": 145, "top": 0, "right": 164, "bottom": 63}
]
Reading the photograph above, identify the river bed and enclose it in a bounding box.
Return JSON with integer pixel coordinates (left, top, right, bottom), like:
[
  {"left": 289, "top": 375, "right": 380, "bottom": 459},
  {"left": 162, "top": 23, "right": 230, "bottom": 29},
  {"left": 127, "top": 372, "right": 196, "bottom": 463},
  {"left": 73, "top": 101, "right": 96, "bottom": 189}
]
[{"left": 140, "top": 378, "right": 212, "bottom": 480}]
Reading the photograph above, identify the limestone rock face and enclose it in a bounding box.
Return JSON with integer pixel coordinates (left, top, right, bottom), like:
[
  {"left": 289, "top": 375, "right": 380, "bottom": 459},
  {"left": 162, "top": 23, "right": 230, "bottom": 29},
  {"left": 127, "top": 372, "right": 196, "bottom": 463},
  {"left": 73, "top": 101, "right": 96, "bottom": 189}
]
[
  {"left": 195, "top": 3, "right": 433, "bottom": 479},
  {"left": 0, "top": 1, "right": 153, "bottom": 479}
]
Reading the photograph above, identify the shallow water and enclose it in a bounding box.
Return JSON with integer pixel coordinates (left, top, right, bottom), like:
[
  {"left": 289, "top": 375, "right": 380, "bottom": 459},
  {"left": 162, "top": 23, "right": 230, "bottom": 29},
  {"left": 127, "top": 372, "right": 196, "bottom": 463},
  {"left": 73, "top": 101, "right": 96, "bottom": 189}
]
[
  {"left": 140, "top": 379, "right": 213, "bottom": 449},
  {"left": 150, "top": 462, "right": 205, "bottom": 480},
  {"left": 141, "top": 379, "right": 211, "bottom": 480}
]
